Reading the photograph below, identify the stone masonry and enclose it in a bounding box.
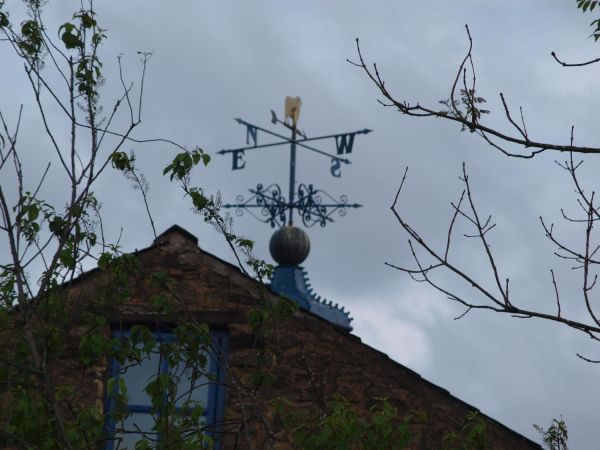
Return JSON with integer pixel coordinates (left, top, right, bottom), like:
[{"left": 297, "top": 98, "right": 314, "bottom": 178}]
[{"left": 59, "top": 225, "right": 541, "bottom": 449}]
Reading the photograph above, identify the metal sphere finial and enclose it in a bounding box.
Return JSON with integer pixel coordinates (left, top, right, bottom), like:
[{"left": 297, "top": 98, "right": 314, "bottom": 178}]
[{"left": 269, "top": 225, "right": 310, "bottom": 266}]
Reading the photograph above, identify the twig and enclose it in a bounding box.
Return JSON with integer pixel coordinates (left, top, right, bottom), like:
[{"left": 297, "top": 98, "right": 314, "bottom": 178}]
[
  {"left": 552, "top": 51, "right": 600, "bottom": 67},
  {"left": 551, "top": 270, "right": 561, "bottom": 318}
]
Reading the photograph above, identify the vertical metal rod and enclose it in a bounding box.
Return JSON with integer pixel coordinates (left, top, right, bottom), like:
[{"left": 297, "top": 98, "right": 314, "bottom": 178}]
[{"left": 288, "top": 126, "right": 297, "bottom": 226}]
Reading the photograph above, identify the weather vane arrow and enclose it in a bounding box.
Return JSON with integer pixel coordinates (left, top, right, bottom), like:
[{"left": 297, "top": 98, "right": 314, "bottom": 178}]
[{"left": 219, "top": 96, "right": 372, "bottom": 228}]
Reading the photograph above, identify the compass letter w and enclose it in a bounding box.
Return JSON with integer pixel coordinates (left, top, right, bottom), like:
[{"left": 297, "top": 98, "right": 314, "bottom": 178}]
[{"left": 335, "top": 133, "right": 356, "bottom": 155}]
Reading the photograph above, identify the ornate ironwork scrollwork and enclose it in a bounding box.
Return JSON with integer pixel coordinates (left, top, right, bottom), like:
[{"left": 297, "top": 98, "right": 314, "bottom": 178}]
[
  {"left": 296, "top": 183, "right": 358, "bottom": 228},
  {"left": 225, "top": 182, "right": 361, "bottom": 228},
  {"left": 223, "top": 183, "right": 288, "bottom": 227}
]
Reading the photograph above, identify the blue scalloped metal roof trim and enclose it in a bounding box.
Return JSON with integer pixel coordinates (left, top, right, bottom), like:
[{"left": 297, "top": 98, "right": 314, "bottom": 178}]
[{"left": 269, "top": 265, "right": 353, "bottom": 332}]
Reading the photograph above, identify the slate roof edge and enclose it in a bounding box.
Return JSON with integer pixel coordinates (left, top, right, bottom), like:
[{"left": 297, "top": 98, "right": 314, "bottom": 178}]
[
  {"left": 155, "top": 224, "right": 199, "bottom": 245},
  {"left": 64, "top": 229, "right": 171, "bottom": 285},
  {"left": 333, "top": 327, "right": 541, "bottom": 448},
  {"left": 166, "top": 225, "right": 541, "bottom": 448}
]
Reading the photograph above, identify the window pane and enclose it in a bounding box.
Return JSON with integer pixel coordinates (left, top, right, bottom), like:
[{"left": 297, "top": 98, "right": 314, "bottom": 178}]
[
  {"left": 121, "top": 347, "right": 162, "bottom": 406},
  {"left": 115, "top": 412, "right": 157, "bottom": 449},
  {"left": 173, "top": 360, "right": 209, "bottom": 409}
]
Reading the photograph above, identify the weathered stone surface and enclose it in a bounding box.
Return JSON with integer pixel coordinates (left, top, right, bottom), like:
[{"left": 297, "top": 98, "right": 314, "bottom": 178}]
[{"left": 56, "top": 225, "right": 540, "bottom": 449}]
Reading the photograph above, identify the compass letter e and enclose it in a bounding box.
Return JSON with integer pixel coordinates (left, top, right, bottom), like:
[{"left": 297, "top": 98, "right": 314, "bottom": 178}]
[{"left": 232, "top": 150, "right": 246, "bottom": 170}]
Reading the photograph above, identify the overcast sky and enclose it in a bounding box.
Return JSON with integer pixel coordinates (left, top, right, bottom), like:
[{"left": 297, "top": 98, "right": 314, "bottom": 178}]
[{"left": 3, "top": 1, "right": 600, "bottom": 447}]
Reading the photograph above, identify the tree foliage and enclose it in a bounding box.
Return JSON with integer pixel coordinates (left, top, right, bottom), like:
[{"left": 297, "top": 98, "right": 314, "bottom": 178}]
[
  {"left": 349, "top": 0, "right": 600, "bottom": 364},
  {"left": 343, "top": 1, "right": 600, "bottom": 446},
  {"left": 534, "top": 417, "right": 569, "bottom": 450},
  {"left": 274, "top": 396, "right": 497, "bottom": 450},
  {"left": 0, "top": 1, "right": 296, "bottom": 448},
  {"left": 0, "top": 0, "right": 579, "bottom": 448}
]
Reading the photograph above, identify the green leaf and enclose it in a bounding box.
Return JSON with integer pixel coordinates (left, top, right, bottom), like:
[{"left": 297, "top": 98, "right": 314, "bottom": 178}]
[
  {"left": 79, "top": 12, "right": 96, "bottom": 29},
  {"left": 107, "top": 377, "right": 117, "bottom": 392},
  {"left": 49, "top": 216, "right": 63, "bottom": 234},
  {"left": 98, "top": 253, "right": 112, "bottom": 270},
  {"left": 26, "top": 204, "right": 38, "bottom": 221},
  {"left": 183, "top": 152, "right": 192, "bottom": 168},
  {"left": 117, "top": 377, "right": 128, "bottom": 395},
  {"left": 151, "top": 393, "right": 164, "bottom": 408},
  {"left": 111, "top": 152, "right": 135, "bottom": 172},
  {"left": 143, "top": 340, "right": 155, "bottom": 354},
  {"left": 57, "top": 22, "right": 74, "bottom": 38},
  {"left": 58, "top": 22, "right": 81, "bottom": 49},
  {"left": 59, "top": 249, "right": 74, "bottom": 267},
  {"left": 135, "top": 439, "right": 151, "bottom": 450},
  {"left": 0, "top": 12, "right": 9, "bottom": 28}
]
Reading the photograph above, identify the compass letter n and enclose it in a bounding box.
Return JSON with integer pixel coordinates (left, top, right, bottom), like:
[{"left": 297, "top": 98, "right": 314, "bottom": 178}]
[
  {"left": 232, "top": 150, "right": 246, "bottom": 170},
  {"left": 335, "top": 133, "right": 356, "bottom": 155},
  {"left": 246, "top": 125, "right": 258, "bottom": 146}
]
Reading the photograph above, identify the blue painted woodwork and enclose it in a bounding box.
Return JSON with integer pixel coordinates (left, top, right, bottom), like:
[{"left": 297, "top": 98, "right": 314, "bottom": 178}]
[
  {"left": 105, "top": 329, "right": 227, "bottom": 449},
  {"left": 269, "top": 265, "right": 353, "bottom": 331}
]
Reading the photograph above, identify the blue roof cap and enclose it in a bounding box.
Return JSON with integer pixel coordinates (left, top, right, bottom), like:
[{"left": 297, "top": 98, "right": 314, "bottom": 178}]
[{"left": 269, "top": 265, "right": 353, "bottom": 331}]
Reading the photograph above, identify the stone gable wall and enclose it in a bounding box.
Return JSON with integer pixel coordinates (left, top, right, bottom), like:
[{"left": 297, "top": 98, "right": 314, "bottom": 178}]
[{"left": 60, "top": 228, "right": 540, "bottom": 449}]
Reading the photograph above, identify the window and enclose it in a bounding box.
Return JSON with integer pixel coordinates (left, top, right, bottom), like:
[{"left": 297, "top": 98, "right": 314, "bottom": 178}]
[{"left": 105, "top": 328, "right": 227, "bottom": 449}]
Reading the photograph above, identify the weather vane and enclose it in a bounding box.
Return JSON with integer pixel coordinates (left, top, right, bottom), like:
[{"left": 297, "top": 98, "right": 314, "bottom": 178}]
[{"left": 218, "top": 97, "right": 372, "bottom": 228}]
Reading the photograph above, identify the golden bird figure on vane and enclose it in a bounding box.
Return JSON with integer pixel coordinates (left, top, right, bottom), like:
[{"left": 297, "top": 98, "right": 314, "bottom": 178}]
[{"left": 284, "top": 96, "right": 302, "bottom": 128}]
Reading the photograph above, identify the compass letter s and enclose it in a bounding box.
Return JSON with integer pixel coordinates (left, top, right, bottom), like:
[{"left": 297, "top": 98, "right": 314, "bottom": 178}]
[{"left": 330, "top": 158, "right": 341, "bottom": 177}]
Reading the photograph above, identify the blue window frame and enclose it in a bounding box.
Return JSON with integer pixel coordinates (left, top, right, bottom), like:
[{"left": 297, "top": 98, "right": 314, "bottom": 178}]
[{"left": 105, "top": 328, "right": 227, "bottom": 449}]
